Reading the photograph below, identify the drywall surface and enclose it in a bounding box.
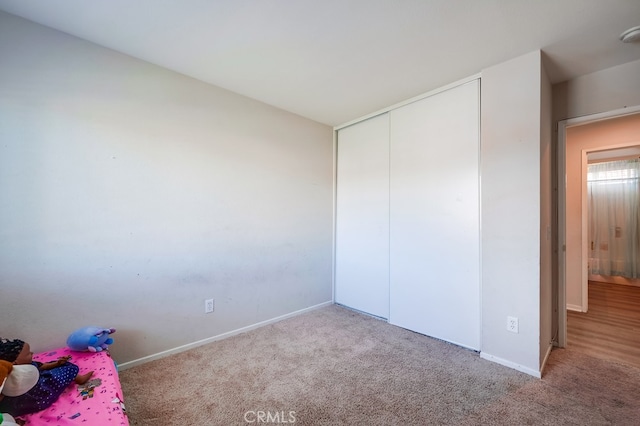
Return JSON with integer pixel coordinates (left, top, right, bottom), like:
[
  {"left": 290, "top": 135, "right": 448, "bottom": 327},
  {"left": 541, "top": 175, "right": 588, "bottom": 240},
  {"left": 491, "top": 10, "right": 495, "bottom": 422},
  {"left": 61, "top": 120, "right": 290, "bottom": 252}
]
[
  {"left": 553, "top": 59, "right": 640, "bottom": 123},
  {"left": 481, "top": 51, "right": 543, "bottom": 376},
  {"left": 0, "top": 12, "right": 333, "bottom": 363}
]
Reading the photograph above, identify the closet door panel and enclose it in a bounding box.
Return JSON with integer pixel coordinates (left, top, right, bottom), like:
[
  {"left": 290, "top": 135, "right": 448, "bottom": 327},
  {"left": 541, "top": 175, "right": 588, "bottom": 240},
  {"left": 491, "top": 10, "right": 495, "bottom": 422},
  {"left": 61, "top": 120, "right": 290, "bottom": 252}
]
[
  {"left": 389, "top": 80, "right": 480, "bottom": 349},
  {"left": 335, "top": 114, "right": 389, "bottom": 318}
]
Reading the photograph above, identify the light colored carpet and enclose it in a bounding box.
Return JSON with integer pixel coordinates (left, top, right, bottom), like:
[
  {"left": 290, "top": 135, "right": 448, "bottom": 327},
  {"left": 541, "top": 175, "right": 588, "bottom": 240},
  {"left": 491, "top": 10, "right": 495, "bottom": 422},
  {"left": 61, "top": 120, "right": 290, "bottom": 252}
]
[{"left": 120, "top": 305, "right": 640, "bottom": 425}]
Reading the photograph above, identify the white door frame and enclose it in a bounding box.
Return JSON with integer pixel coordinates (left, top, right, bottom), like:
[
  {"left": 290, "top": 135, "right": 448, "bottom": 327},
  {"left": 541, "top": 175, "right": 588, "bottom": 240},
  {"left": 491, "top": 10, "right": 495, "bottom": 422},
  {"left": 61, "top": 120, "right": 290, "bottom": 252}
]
[{"left": 557, "top": 105, "right": 640, "bottom": 347}]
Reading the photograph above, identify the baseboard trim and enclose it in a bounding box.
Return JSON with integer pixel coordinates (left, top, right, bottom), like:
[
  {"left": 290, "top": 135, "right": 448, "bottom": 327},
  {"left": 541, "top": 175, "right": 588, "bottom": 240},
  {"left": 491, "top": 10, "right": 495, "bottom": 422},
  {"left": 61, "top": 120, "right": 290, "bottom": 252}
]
[
  {"left": 566, "top": 304, "right": 583, "bottom": 312},
  {"left": 480, "top": 352, "right": 541, "bottom": 378},
  {"left": 118, "top": 301, "right": 333, "bottom": 371}
]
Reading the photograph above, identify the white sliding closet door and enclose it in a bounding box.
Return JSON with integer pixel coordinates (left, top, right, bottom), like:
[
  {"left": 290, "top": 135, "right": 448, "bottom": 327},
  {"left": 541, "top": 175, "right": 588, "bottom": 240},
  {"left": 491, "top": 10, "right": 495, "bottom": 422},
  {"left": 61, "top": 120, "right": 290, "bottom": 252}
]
[
  {"left": 389, "top": 80, "right": 480, "bottom": 350},
  {"left": 335, "top": 114, "right": 389, "bottom": 318}
]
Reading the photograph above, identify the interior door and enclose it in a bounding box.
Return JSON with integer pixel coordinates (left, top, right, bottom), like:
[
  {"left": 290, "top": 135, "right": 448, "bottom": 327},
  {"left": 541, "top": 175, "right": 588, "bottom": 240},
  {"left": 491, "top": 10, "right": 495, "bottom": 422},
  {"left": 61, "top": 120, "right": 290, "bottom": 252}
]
[
  {"left": 389, "top": 80, "right": 480, "bottom": 350},
  {"left": 335, "top": 113, "right": 390, "bottom": 318}
]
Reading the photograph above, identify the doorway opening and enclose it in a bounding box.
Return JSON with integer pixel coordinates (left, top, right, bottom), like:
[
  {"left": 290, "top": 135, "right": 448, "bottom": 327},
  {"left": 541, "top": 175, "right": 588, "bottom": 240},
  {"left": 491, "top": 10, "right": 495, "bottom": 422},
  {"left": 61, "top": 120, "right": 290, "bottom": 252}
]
[{"left": 557, "top": 106, "right": 640, "bottom": 357}]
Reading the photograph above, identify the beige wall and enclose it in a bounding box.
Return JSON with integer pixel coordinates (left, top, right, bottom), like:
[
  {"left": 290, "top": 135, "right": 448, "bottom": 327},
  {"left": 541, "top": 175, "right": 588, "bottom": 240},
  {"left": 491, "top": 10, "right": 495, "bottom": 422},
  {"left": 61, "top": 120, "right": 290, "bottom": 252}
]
[
  {"left": 554, "top": 59, "right": 640, "bottom": 123},
  {"left": 480, "top": 50, "right": 548, "bottom": 376},
  {"left": 565, "top": 113, "right": 640, "bottom": 310},
  {"left": 0, "top": 12, "right": 334, "bottom": 365}
]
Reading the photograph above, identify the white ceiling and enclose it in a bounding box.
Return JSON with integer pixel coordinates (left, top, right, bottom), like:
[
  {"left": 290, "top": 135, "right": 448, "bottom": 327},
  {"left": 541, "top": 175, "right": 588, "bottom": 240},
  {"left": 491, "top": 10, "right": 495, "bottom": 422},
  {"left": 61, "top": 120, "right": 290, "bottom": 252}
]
[{"left": 1, "top": 0, "right": 639, "bottom": 126}]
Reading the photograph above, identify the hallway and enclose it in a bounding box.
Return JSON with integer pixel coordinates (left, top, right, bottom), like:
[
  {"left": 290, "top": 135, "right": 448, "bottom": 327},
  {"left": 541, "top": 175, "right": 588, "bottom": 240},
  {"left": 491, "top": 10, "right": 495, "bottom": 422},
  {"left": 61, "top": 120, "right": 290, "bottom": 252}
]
[{"left": 567, "top": 281, "right": 640, "bottom": 369}]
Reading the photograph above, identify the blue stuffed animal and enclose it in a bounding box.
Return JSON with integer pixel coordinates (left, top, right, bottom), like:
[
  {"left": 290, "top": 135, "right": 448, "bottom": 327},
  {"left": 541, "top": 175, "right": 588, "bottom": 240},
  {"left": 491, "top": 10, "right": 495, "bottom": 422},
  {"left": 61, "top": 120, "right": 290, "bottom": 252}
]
[{"left": 67, "top": 327, "right": 116, "bottom": 352}]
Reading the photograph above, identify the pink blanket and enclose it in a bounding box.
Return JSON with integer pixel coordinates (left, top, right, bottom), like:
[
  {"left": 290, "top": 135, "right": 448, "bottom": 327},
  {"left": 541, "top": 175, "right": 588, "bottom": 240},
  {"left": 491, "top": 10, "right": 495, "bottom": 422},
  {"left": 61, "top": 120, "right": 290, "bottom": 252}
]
[{"left": 18, "top": 348, "right": 128, "bottom": 425}]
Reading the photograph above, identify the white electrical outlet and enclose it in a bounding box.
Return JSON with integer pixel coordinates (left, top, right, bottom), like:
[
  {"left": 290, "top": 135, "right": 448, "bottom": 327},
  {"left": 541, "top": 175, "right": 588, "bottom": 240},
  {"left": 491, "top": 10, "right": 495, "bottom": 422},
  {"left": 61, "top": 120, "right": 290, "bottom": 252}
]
[
  {"left": 205, "top": 298, "right": 214, "bottom": 314},
  {"left": 507, "top": 316, "right": 519, "bottom": 333}
]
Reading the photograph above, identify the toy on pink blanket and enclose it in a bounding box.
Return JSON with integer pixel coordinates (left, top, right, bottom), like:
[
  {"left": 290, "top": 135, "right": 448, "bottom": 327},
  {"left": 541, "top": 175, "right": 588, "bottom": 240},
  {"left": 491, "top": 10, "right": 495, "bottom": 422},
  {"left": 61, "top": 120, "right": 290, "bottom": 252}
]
[{"left": 66, "top": 327, "right": 116, "bottom": 352}]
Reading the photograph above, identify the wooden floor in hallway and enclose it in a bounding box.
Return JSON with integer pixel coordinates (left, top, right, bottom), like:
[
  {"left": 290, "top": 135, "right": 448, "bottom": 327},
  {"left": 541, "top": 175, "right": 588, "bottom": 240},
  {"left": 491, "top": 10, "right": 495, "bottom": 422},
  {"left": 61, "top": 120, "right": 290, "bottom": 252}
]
[{"left": 567, "top": 280, "right": 640, "bottom": 369}]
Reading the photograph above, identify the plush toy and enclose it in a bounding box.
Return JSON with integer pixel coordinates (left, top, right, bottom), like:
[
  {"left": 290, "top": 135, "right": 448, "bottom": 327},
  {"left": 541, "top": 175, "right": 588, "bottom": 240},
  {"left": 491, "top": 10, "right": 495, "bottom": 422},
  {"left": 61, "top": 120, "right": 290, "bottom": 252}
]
[
  {"left": 1, "top": 360, "right": 39, "bottom": 426},
  {"left": 66, "top": 327, "right": 116, "bottom": 352},
  {"left": 0, "top": 411, "right": 19, "bottom": 426}
]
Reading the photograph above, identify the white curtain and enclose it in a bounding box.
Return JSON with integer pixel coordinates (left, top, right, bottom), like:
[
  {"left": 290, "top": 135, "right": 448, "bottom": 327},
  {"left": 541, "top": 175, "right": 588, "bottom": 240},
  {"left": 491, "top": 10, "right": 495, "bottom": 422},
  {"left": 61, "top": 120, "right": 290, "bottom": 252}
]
[{"left": 588, "top": 159, "right": 640, "bottom": 278}]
